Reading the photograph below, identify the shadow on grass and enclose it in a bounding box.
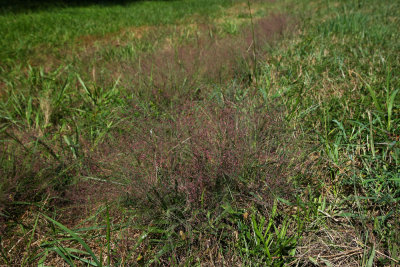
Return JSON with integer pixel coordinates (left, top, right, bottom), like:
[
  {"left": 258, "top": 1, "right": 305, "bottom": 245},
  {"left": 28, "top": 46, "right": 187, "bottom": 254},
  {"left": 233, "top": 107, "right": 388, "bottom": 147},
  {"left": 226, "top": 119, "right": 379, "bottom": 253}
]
[{"left": 1, "top": 0, "right": 176, "bottom": 14}]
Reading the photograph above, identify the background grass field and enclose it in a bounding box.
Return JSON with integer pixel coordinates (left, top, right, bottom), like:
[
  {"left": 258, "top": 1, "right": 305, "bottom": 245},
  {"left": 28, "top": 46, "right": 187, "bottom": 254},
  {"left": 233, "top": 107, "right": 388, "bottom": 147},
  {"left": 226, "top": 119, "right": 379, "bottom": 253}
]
[{"left": 1, "top": 0, "right": 399, "bottom": 265}]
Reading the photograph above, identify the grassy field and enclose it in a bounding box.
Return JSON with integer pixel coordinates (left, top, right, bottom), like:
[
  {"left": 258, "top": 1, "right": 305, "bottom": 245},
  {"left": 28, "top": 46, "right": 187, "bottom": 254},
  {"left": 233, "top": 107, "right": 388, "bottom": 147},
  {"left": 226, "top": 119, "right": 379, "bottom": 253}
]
[{"left": 1, "top": 0, "right": 399, "bottom": 265}]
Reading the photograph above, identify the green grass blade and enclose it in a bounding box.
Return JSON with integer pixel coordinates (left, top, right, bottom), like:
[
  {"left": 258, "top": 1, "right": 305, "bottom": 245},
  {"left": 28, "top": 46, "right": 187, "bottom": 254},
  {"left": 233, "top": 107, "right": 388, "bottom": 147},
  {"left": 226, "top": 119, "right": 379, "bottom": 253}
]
[
  {"left": 52, "top": 247, "right": 75, "bottom": 267},
  {"left": 387, "top": 89, "right": 399, "bottom": 131},
  {"left": 366, "top": 84, "right": 383, "bottom": 113},
  {"left": 41, "top": 213, "right": 101, "bottom": 267},
  {"left": 366, "top": 245, "right": 376, "bottom": 267}
]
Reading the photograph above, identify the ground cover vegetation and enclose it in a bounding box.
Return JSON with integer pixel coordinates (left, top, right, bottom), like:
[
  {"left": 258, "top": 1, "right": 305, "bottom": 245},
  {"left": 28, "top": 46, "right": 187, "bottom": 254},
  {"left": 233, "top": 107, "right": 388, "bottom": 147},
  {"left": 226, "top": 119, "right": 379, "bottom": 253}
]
[{"left": 0, "top": 0, "right": 399, "bottom": 265}]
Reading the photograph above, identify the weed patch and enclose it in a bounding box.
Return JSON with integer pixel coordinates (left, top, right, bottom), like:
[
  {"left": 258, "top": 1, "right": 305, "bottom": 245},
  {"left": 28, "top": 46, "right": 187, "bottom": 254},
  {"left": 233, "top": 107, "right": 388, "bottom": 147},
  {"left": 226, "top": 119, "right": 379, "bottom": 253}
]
[{"left": 2, "top": 0, "right": 398, "bottom": 265}]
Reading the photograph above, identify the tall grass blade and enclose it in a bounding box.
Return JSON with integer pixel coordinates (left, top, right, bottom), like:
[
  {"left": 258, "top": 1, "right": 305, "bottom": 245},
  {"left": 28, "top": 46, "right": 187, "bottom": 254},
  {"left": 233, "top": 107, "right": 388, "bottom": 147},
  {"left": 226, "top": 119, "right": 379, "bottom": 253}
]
[{"left": 77, "top": 75, "right": 95, "bottom": 104}]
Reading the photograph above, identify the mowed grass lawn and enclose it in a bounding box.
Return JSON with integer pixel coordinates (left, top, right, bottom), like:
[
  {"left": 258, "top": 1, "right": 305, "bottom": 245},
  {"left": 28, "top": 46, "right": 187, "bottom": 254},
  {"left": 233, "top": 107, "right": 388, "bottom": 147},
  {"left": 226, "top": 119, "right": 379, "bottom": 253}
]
[{"left": 1, "top": 0, "right": 400, "bottom": 266}]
